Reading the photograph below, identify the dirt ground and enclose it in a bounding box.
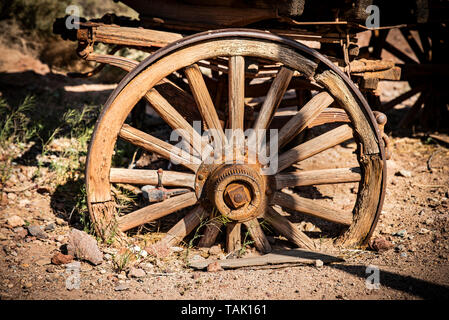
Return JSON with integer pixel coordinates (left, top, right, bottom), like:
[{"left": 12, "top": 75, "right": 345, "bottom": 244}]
[{"left": 0, "top": 38, "right": 448, "bottom": 301}]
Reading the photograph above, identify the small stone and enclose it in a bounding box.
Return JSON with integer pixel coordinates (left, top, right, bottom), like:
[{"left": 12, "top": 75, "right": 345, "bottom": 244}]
[
  {"left": 141, "top": 263, "right": 154, "bottom": 272},
  {"left": 170, "top": 246, "right": 184, "bottom": 253},
  {"left": 392, "top": 229, "right": 407, "bottom": 238},
  {"left": 55, "top": 218, "right": 67, "bottom": 226},
  {"left": 14, "top": 227, "right": 28, "bottom": 239},
  {"left": 27, "top": 225, "right": 49, "bottom": 239},
  {"left": 24, "top": 190, "right": 32, "bottom": 197},
  {"left": 7, "top": 193, "right": 17, "bottom": 200},
  {"left": 104, "top": 253, "right": 112, "bottom": 261},
  {"left": 117, "top": 272, "right": 127, "bottom": 280},
  {"left": 114, "top": 283, "right": 129, "bottom": 291},
  {"left": 139, "top": 250, "right": 148, "bottom": 258},
  {"left": 207, "top": 261, "right": 223, "bottom": 272},
  {"left": 44, "top": 223, "right": 56, "bottom": 232},
  {"left": 145, "top": 243, "right": 171, "bottom": 258},
  {"left": 190, "top": 254, "right": 205, "bottom": 262},
  {"left": 400, "top": 252, "right": 408, "bottom": 258},
  {"left": 51, "top": 252, "right": 74, "bottom": 265},
  {"left": 315, "top": 259, "right": 324, "bottom": 268},
  {"left": 395, "top": 169, "right": 412, "bottom": 178},
  {"left": 55, "top": 235, "right": 65, "bottom": 243},
  {"left": 67, "top": 229, "right": 103, "bottom": 265},
  {"left": 23, "top": 282, "right": 32, "bottom": 289},
  {"left": 128, "top": 267, "right": 146, "bottom": 278},
  {"left": 395, "top": 244, "right": 405, "bottom": 252},
  {"left": 369, "top": 237, "right": 394, "bottom": 252},
  {"left": 425, "top": 218, "right": 434, "bottom": 225},
  {"left": 218, "top": 253, "right": 227, "bottom": 260},
  {"left": 419, "top": 228, "right": 430, "bottom": 234},
  {"left": 18, "top": 199, "right": 30, "bottom": 207},
  {"left": 304, "top": 222, "right": 316, "bottom": 232},
  {"left": 46, "top": 265, "right": 56, "bottom": 273},
  {"left": 209, "top": 245, "right": 222, "bottom": 255},
  {"left": 7, "top": 215, "right": 25, "bottom": 228},
  {"left": 36, "top": 258, "right": 51, "bottom": 266},
  {"left": 100, "top": 269, "right": 107, "bottom": 274}
]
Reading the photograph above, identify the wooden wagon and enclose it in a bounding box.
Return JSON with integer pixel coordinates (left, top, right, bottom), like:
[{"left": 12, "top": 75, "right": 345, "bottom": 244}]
[{"left": 52, "top": 0, "right": 447, "bottom": 254}]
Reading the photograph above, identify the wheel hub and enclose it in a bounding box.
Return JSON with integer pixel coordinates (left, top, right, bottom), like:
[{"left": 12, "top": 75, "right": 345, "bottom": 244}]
[{"left": 195, "top": 162, "right": 266, "bottom": 222}]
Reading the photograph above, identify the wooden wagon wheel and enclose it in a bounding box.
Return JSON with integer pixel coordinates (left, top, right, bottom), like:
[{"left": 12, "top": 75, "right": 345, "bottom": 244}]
[
  {"left": 86, "top": 30, "right": 386, "bottom": 253},
  {"left": 366, "top": 26, "right": 449, "bottom": 129}
]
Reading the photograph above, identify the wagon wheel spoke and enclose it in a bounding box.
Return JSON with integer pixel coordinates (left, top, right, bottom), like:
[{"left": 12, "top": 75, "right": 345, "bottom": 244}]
[
  {"left": 118, "top": 124, "right": 201, "bottom": 172},
  {"left": 273, "top": 167, "right": 361, "bottom": 190},
  {"left": 277, "top": 124, "right": 353, "bottom": 172},
  {"left": 271, "top": 191, "right": 352, "bottom": 226},
  {"left": 117, "top": 192, "right": 198, "bottom": 232},
  {"left": 145, "top": 88, "right": 204, "bottom": 155},
  {"left": 185, "top": 64, "right": 227, "bottom": 148},
  {"left": 110, "top": 168, "right": 195, "bottom": 188},
  {"left": 159, "top": 205, "right": 208, "bottom": 247},
  {"left": 263, "top": 206, "right": 315, "bottom": 250},
  {"left": 228, "top": 56, "right": 245, "bottom": 131},
  {"left": 277, "top": 92, "right": 334, "bottom": 148},
  {"left": 383, "top": 41, "right": 418, "bottom": 65},
  {"left": 242, "top": 218, "right": 271, "bottom": 253},
  {"left": 198, "top": 214, "right": 223, "bottom": 248},
  {"left": 400, "top": 28, "right": 426, "bottom": 63},
  {"left": 226, "top": 222, "right": 242, "bottom": 253},
  {"left": 252, "top": 67, "right": 294, "bottom": 131}
]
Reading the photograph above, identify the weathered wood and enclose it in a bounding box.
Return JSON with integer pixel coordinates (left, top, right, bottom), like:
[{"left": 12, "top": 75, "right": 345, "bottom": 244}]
[
  {"left": 118, "top": 192, "right": 197, "bottom": 232},
  {"left": 185, "top": 64, "right": 226, "bottom": 147},
  {"left": 110, "top": 168, "right": 195, "bottom": 188},
  {"left": 308, "top": 108, "right": 350, "bottom": 127},
  {"left": 198, "top": 215, "right": 223, "bottom": 248},
  {"left": 228, "top": 56, "right": 245, "bottom": 131},
  {"left": 119, "top": 124, "right": 201, "bottom": 172},
  {"left": 226, "top": 222, "right": 242, "bottom": 253},
  {"left": 271, "top": 191, "right": 353, "bottom": 226},
  {"left": 160, "top": 205, "right": 208, "bottom": 247},
  {"left": 252, "top": 67, "right": 294, "bottom": 131},
  {"left": 189, "top": 248, "right": 345, "bottom": 270},
  {"left": 246, "top": 77, "right": 322, "bottom": 98},
  {"left": 145, "top": 89, "right": 203, "bottom": 155},
  {"left": 277, "top": 124, "right": 353, "bottom": 172},
  {"left": 264, "top": 207, "right": 315, "bottom": 250},
  {"left": 278, "top": 92, "right": 334, "bottom": 147},
  {"left": 335, "top": 154, "right": 383, "bottom": 247},
  {"left": 243, "top": 219, "right": 272, "bottom": 253},
  {"left": 274, "top": 167, "right": 361, "bottom": 189},
  {"left": 314, "top": 69, "right": 379, "bottom": 155}
]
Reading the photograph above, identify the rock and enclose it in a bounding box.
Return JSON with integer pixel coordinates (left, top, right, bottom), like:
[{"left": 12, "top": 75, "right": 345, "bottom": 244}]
[
  {"left": 114, "top": 283, "right": 129, "bottom": 291},
  {"left": 218, "top": 253, "right": 227, "bottom": 260},
  {"left": 27, "top": 225, "right": 49, "bottom": 239},
  {"left": 14, "top": 227, "right": 28, "bottom": 239},
  {"left": 55, "top": 235, "right": 65, "bottom": 243},
  {"left": 304, "top": 222, "right": 316, "bottom": 232},
  {"left": 117, "top": 272, "right": 127, "bottom": 280},
  {"left": 315, "top": 259, "right": 324, "bottom": 268},
  {"left": 392, "top": 229, "right": 407, "bottom": 238},
  {"left": 44, "top": 223, "right": 56, "bottom": 232},
  {"left": 207, "top": 261, "right": 223, "bottom": 272},
  {"left": 190, "top": 254, "right": 205, "bottom": 262},
  {"left": 145, "top": 243, "right": 171, "bottom": 258},
  {"left": 400, "top": 252, "right": 408, "bottom": 258},
  {"left": 51, "top": 252, "right": 74, "bottom": 265},
  {"left": 170, "top": 246, "right": 184, "bottom": 253},
  {"left": 395, "top": 169, "right": 412, "bottom": 178},
  {"left": 128, "top": 267, "right": 146, "bottom": 278},
  {"left": 46, "top": 265, "right": 56, "bottom": 273},
  {"left": 419, "top": 228, "right": 430, "bottom": 234},
  {"left": 369, "top": 237, "right": 394, "bottom": 252},
  {"left": 55, "top": 218, "right": 67, "bottom": 226},
  {"left": 395, "top": 244, "right": 405, "bottom": 252},
  {"left": 104, "top": 253, "right": 112, "bottom": 261},
  {"left": 425, "top": 218, "right": 434, "bottom": 225},
  {"left": 67, "top": 229, "right": 103, "bottom": 265},
  {"left": 100, "top": 269, "right": 106, "bottom": 274},
  {"left": 7, "top": 215, "right": 25, "bottom": 228},
  {"left": 209, "top": 245, "right": 222, "bottom": 255},
  {"left": 7, "top": 193, "right": 17, "bottom": 200},
  {"left": 141, "top": 263, "right": 154, "bottom": 272}
]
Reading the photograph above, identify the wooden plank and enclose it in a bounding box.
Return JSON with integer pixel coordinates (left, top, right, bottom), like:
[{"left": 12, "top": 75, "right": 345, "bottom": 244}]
[
  {"left": 264, "top": 207, "right": 315, "bottom": 250},
  {"left": 277, "top": 124, "right": 353, "bottom": 172},
  {"left": 189, "top": 248, "right": 345, "bottom": 270},
  {"left": 198, "top": 216, "right": 223, "bottom": 248},
  {"left": 119, "top": 124, "right": 201, "bottom": 172},
  {"left": 272, "top": 191, "right": 353, "bottom": 226},
  {"left": 160, "top": 205, "right": 208, "bottom": 247},
  {"left": 274, "top": 167, "right": 361, "bottom": 189},
  {"left": 118, "top": 192, "right": 197, "bottom": 231}
]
